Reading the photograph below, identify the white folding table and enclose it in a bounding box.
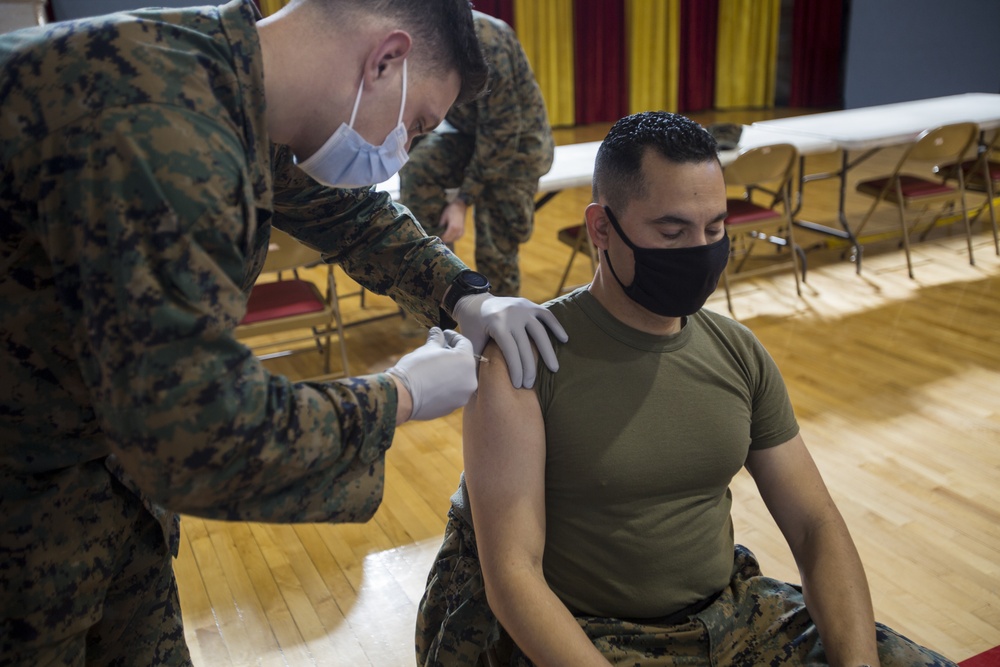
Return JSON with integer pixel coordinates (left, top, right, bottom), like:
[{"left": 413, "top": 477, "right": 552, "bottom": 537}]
[
  {"left": 377, "top": 128, "right": 837, "bottom": 209},
  {"left": 376, "top": 140, "right": 604, "bottom": 210},
  {"left": 752, "top": 93, "right": 1000, "bottom": 272}
]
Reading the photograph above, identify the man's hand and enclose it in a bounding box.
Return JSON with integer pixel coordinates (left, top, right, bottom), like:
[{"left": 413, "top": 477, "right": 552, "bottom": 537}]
[
  {"left": 439, "top": 201, "right": 467, "bottom": 244},
  {"left": 387, "top": 328, "right": 477, "bottom": 423},
  {"left": 453, "top": 294, "right": 568, "bottom": 389}
]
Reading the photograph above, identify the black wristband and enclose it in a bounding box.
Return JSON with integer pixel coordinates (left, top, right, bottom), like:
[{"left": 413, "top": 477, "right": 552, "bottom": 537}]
[{"left": 442, "top": 270, "right": 491, "bottom": 317}]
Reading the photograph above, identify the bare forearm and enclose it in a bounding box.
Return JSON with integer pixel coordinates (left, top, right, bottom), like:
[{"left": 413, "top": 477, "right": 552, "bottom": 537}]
[
  {"left": 484, "top": 567, "right": 611, "bottom": 667},
  {"left": 796, "top": 521, "right": 880, "bottom": 667}
]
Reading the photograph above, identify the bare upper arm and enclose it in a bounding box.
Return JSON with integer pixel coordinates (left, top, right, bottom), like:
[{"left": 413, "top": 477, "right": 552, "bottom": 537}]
[
  {"left": 745, "top": 434, "right": 844, "bottom": 551},
  {"left": 464, "top": 341, "right": 548, "bottom": 573}
]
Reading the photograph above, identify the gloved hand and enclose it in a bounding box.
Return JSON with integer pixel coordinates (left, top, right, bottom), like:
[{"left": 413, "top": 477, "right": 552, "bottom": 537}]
[
  {"left": 453, "top": 293, "right": 569, "bottom": 389},
  {"left": 386, "top": 328, "right": 478, "bottom": 421}
]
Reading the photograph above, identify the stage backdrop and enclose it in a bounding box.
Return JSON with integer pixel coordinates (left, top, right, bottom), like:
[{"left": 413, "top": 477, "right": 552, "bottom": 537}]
[{"left": 256, "top": 0, "right": 845, "bottom": 127}]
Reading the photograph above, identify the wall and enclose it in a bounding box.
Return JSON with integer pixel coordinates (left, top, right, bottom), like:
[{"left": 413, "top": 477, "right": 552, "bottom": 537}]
[{"left": 843, "top": 0, "right": 1000, "bottom": 108}]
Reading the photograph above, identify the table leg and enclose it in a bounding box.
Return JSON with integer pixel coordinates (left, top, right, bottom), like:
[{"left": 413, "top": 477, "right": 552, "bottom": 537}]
[{"left": 793, "top": 150, "right": 865, "bottom": 273}]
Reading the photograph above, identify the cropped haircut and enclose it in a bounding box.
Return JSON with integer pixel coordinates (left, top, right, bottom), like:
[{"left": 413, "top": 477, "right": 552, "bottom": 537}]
[
  {"left": 311, "top": 0, "right": 488, "bottom": 106},
  {"left": 593, "top": 111, "right": 719, "bottom": 215}
]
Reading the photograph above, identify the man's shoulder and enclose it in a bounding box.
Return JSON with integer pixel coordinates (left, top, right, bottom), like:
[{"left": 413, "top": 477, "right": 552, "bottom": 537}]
[
  {"left": 1, "top": 3, "right": 249, "bottom": 153},
  {"left": 693, "top": 307, "right": 758, "bottom": 340}
]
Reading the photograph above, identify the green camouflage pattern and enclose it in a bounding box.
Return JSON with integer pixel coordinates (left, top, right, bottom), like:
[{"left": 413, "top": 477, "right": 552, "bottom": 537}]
[
  {"left": 1, "top": 0, "right": 469, "bottom": 660},
  {"left": 417, "top": 513, "right": 958, "bottom": 666},
  {"left": 1, "top": 463, "right": 190, "bottom": 665},
  {"left": 399, "top": 11, "right": 554, "bottom": 297}
]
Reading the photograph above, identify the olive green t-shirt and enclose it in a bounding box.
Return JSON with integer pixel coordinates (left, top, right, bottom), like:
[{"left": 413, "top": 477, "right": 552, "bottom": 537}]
[{"left": 534, "top": 288, "right": 799, "bottom": 619}]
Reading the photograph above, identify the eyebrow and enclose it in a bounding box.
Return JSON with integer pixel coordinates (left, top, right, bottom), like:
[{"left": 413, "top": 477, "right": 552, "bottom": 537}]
[{"left": 651, "top": 211, "right": 729, "bottom": 226}]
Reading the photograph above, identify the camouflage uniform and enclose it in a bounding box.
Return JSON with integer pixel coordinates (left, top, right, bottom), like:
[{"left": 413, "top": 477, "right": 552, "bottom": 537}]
[
  {"left": 416, "top": 508, "right": 959, "bottom": 667},
  {"left": 0, "top": 1, "right": 469, "bottom": 663},
  {"left": 399, "top": 11, "right": 554, "bottom": 297}
]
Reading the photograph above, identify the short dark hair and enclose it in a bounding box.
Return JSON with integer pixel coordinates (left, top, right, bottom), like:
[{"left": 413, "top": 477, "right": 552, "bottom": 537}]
[
  {"left": 314, "top": 0, "right": 488, "bottom": 105},
  {"left": 593, "top": 111, "right": 719, "bottom": 214}
]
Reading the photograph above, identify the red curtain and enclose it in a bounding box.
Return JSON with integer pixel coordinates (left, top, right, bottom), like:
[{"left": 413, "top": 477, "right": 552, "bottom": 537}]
[
  {"left": 678, "top": 0, "right": 718, "bottom": 113},
  {"left": 573, "top": 0, "right": 627, "bottom": 125},
  {"left": 789, "top": 0, "right": 843, "bottom": 108},
  {"left": 474, "top": 0, "right": 515, "bottom": 27}
]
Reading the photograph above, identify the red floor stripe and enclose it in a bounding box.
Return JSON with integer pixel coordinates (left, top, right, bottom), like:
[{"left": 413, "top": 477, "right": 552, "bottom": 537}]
[{"left": 960, "top": 645, "right": 1000, "bottom": 667}]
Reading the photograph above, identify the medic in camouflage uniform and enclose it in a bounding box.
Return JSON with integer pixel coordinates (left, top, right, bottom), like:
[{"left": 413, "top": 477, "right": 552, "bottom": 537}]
[
  {"left": 399, "top": 11, "right": 554, "bottom": 298},
  {"left": 0, "top": 0, "right": 568, "bottom": 664}
]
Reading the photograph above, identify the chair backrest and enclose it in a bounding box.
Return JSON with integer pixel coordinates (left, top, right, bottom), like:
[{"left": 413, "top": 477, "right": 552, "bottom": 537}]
[
  {"left": 905, "top": 122, "right": 978, "bottom": 165},
  {"left": 723, "top": 143, "right": 797, "bottom": 189},
  {"left": 262, "top": 228, "right": 324, "bottom": 274}
]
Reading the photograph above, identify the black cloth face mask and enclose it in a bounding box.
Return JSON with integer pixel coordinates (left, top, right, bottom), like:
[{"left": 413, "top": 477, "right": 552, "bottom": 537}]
[{"left": 602, "top": 206, "right": 730, "bottom": 318}]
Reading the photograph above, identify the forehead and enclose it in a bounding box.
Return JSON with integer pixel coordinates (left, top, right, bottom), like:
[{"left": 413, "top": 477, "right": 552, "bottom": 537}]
[{"left": 625, "top": 150, "right": 725, "bottom": 218}]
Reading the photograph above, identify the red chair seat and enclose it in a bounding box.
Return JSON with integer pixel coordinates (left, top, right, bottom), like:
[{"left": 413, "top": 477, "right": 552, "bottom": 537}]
[
  {"left": 725, "top": 198, "right": 784, "bottom": 225},
  {"left": 857, "top": 175, "right": 955, "bottom": 198},
  {"left": 241, "top": 280, "right": 324, "bottom": 325},
  {"left": 939, "top": 158, "right": 1000, "bottom": 182}
]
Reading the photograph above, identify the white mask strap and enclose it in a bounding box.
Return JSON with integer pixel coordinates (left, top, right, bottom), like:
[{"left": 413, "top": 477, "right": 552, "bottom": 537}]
[
  {"left": 348, "top": 73, "right": 365, "bottom": 128},
  {"left": 397, "top": 59, "right": 408, "bottom": 126}
]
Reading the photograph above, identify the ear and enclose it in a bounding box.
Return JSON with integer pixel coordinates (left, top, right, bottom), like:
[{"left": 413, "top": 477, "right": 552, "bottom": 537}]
[
  {"left": 364, "top": 30, "right": 413, "bottom": 83},
  {"left": 585, "top": 203, "right": 611, "bottom": 251}
]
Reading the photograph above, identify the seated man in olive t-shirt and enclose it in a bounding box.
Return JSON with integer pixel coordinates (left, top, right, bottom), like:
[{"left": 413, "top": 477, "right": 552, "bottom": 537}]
[{"left": 415, "top": 112, "right": 957, "bottom": 667}]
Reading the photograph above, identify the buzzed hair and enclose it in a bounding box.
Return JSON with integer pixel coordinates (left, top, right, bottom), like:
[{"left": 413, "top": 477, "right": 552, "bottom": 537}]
[
  {"left": 308, "top": 0, "right": 488, "bottom": 105},
  {"left": 593, "top": 111, "right": 719, "bottom": 214}
]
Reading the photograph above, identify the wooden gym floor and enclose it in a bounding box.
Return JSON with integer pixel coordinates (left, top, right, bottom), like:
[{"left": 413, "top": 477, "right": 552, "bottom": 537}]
[{"left": 174, "top": 109, "right": 1000, "bottom": 665}]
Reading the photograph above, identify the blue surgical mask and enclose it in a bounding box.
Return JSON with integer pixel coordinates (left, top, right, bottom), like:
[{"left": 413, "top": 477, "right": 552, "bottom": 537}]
[{"left": 296, "top": 59, "right": 409, "bottom": 188}]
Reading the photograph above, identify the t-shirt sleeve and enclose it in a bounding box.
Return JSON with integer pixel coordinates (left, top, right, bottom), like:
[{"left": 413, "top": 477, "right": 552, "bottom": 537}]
[{"left": 748, "top": 338, "right": 800, "bottom": 450}]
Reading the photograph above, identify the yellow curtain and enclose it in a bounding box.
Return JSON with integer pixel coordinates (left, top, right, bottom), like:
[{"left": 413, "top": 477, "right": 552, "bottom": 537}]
[
  {"left": 513, "top": 0, "right": 576, "bottom": 128},
  {"left": 257, "top": 0, "right": 287, "bottom": 17},
  {"left": 626, "top": 0, "right": 680, "bottom": 115},
  {"left": 715, "top": 0, "right": 780, "bottom": 109}
]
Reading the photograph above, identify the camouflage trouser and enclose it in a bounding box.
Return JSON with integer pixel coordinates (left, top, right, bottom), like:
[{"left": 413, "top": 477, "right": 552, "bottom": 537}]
[
  {"left": 0, "top": 460, "right": 191, "bottom": 666},
  {"left": 416, "top": 510, "right": 958, "bottom": 667},
  {"left": 399, "top": 132, "right": 546, "bottom": 297}
]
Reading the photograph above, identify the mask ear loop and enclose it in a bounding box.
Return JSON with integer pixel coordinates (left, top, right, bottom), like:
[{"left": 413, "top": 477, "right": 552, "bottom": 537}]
[
  {"left": 396, "top": 59, "right": 408, "bottom": 126},
  {"left": 348, "top": 71, "right": 365, "bottom": 129},
  {"left": 601, "top": 206, "right": 635, "bottom": 291}
]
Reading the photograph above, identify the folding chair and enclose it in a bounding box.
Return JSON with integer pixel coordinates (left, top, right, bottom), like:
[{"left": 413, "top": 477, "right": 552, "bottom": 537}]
[
  {"left": 236, "top": 228, "right": 350, "bottom": 379},
  {"left": 854, "top": 122, "right": 978, "bottom": 278},
  {"left": 553, "top": 222, "right": 598, "bottom": 298},
  {"left": 935, "top": 128, "right": 1000, "bottom": 256},
  {"left": 721, "top": 143, "right": 803, "bottom": 315}
]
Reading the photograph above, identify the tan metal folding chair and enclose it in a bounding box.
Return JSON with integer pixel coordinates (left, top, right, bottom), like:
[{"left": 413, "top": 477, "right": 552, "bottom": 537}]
[
  {"left": 553, "top": 222, "right": 598, "bottom": 298},
  {"left": 936, "top": 127, "right": 1000, "bottom": 256},
  {"left": 235, "top": 228, "right": 350, "bottom": 379},
  {"left": 721, "top": 143, "right": 803, "bottom": 315},
  {"left": 854, "top": 122, "right": 978, "bottom": 278}
]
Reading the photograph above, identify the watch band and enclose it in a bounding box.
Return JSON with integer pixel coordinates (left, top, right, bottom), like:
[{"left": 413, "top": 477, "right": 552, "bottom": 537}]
[{"left": 442, "top": 270, "right": 490, "bottom": 317}]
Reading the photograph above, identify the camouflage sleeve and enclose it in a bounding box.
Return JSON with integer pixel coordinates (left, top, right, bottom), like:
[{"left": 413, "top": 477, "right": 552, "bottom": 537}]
[
  {"left": 270, "top": 145, "right": 468, "bottom": 326},
  {"left": 33, "top": 105, "right": 400, "bottom": 524},
  {"left": 458, "top": 39, "right": 524, "bottom": 203}
]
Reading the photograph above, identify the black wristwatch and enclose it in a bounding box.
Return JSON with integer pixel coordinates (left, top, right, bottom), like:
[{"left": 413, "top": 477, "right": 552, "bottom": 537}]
[{"left": 442, "top": 270, "right": 491, "bottom": 317}]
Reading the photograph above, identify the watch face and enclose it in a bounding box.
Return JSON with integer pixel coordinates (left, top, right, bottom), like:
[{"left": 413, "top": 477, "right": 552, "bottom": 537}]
[{"left": 463, "top": 271, "right": 490, "bottom": 289}]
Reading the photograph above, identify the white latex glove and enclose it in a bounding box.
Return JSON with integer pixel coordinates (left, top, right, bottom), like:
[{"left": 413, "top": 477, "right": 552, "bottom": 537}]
[
  {"left": 453, "top": 293, "right": 569, "bottom": 389},
  {"left": 386, "top": 328, "right": 478, "bottom": 421}
]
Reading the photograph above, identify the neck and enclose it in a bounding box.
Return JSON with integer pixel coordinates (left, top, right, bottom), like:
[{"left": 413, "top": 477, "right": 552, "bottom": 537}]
[
  {"left": 257, "top": 5, "right": 361, "bottom": 153},
  {"left": 588, "top": 266, "right": 684, "bottom": 336}
]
